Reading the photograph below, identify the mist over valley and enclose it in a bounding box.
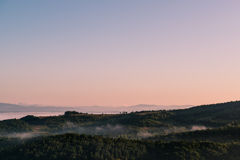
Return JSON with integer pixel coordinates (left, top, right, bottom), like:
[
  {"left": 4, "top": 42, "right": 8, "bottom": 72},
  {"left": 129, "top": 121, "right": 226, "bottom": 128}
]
[{"left": 1, "top": 101, "right": 240, "bottom": 160}]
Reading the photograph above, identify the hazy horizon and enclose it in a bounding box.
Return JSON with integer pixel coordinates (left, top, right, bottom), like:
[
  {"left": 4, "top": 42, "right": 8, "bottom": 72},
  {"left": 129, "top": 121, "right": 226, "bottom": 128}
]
[
  {"left": 1, "top": 101, "right": 194, "bottom": 108},
  {"left": 0, "top": 102, "right": 193, "bottom": 111},
  {"left": 0, "top": 102, "right": 193, "bottom": 120}
]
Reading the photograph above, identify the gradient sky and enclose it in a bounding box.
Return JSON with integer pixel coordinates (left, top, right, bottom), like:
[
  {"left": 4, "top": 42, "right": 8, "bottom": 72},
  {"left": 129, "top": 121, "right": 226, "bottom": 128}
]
[{"left": 1, "top": 0, "right": 240, "bottom": 107}]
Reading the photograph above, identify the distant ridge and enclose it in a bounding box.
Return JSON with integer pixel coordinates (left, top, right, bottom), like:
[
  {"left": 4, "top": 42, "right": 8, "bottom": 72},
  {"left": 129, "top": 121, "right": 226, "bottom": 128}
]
[
  {"left": 0, "top": 103, "right": 76, "bottom": 112},
  {"left": 0, "top": 103, "right": 192, "bottom": 113}
]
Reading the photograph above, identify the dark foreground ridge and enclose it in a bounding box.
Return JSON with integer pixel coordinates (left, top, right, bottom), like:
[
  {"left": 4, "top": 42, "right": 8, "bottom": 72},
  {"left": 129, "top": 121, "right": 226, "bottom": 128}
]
[{"left": 1, "top": 133, "right": 240, "bottom": 160}]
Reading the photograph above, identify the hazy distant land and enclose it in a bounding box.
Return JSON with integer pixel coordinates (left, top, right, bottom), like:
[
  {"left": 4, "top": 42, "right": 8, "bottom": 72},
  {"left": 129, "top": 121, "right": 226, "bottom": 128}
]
[{"left": 0, "top": 103, "right": 192, "bottom": 120}]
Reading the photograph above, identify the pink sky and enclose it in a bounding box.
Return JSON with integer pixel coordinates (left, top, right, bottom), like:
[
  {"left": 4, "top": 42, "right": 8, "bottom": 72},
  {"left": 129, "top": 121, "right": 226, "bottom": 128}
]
[{"left": 1, "top": 1, "right": 240, "bottom": 107}]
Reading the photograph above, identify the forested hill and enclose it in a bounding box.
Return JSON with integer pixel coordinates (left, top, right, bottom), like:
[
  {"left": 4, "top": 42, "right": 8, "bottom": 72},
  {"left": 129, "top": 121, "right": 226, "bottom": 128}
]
[
  {"left": 172, "top": 101, "right": 240, "bottom": 120},
  {"left": 144, "top": 125, "right": 240, "bottom": 143},
  {"left": 25, "top": 100, "right": 240, "bottom": 128},
  {"left": 1, "top": 133, "right": 240, "bottom": 160},
  {"left": 1, "top": 101, "right": 240, "bottom": 139},
  {"left": 166, "top": 100, "right": 240, "bottom": 126}
]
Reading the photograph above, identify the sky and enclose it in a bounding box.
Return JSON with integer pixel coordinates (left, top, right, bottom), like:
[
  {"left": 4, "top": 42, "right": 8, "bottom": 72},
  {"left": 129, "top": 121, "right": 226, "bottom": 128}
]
[{"left": 0, "top": 0, "right": 240, "bottom": 107}]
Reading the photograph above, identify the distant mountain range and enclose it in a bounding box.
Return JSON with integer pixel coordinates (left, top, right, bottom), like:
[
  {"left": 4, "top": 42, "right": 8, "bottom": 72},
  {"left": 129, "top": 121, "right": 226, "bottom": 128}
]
[{"left": 0, "top": 103, "right": 192, "bottom": 113}]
